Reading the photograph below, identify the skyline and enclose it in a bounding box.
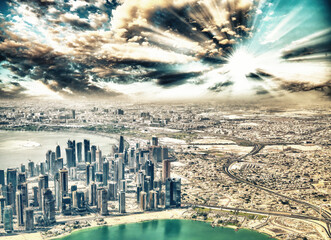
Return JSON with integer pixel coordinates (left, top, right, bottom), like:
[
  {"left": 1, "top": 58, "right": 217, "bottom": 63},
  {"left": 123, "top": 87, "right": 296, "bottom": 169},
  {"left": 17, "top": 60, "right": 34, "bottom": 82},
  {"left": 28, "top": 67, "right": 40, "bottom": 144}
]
[{"left": 0, "top": 0, "right": 330, "bottom": 101}]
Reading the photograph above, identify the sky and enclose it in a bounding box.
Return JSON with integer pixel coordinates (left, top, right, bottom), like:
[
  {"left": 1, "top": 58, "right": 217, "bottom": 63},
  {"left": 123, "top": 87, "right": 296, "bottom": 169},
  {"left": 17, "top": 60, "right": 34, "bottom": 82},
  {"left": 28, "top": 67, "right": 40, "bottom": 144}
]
[{"left": 0, "top": 0, "right": 330, "bottom": 101}]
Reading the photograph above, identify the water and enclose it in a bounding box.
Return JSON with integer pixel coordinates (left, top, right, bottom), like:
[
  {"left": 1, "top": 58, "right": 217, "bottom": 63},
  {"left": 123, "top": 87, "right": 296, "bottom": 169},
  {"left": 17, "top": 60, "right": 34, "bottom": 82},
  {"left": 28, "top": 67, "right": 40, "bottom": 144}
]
[
  {"left": 0, "top": 130, "right": 117, "bottom": 169},
  {"left": 58, "top": 220, "right": 276, "bottom": 240}
]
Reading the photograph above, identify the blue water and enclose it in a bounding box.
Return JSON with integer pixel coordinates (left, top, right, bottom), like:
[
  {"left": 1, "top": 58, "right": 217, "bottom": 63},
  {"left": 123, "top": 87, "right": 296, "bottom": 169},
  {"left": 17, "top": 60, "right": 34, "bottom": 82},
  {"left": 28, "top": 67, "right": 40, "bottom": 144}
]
[{"left": 58, "top": 219, "right": 276, "bottom": 240}]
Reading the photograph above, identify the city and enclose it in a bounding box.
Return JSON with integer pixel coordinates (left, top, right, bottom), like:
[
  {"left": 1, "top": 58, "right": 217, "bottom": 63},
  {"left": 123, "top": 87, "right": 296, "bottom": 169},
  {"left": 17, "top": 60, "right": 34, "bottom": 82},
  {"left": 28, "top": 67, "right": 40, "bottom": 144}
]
[{"left": 0, "top": 100, "right": 330, "bottom": 240}]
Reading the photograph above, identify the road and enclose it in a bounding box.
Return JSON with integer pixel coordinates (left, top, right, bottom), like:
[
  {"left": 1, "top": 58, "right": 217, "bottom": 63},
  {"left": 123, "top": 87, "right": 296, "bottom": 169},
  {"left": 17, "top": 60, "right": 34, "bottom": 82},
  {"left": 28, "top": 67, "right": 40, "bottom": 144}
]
[{"left": 222, "top": 143, "right": 331, "bottom": 238}]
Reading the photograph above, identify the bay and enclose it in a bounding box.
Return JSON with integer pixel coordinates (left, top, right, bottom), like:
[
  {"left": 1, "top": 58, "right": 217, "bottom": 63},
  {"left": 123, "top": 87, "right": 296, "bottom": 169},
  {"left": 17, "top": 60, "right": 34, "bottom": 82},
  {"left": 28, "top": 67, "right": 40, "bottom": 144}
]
[
  {"left": 0, "top": 130, "right": 117, "bottom": 169},
  {"left": 58, "top": 219, "right": 276, "bottom": 240}
]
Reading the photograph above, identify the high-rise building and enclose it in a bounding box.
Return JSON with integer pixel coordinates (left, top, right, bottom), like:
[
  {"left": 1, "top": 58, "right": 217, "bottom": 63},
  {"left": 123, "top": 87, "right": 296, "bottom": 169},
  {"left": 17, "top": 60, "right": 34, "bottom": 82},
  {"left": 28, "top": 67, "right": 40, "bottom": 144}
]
[
  {"left": 0, "top": 196, "right": 5, "bottom": 223},
  {"left": 108, "top": 181, "right": 117, "bottom": 201},
  {"left": 140, "top": 191, "right": 147, "bottom": 211},
  {"left": 89, "top": 182, "right": 97, "bottom": 206},
  {"left": 42, "top": 188, "right": 56, "bottom": 224},
  {"left": 152, "top": 136, "right": 158, "bottom": 146},
  {"left": 17, "top": 172, "right": 26, "bottom": 186},
  {"left": 16, "top": 191, "right": 24, "bottom": 226},
  {"left": 119, "top": 191, "right": 125, "bottom": 213},
  {"left": 50, "top": 151, "right": 56, "bottom": 175},
  {"left": 95, "top": 172, "right": 103, "bottom": 183},
  {"left": 102, "top": 161, "right": 109, "bottom": 186},
  {"left": 86, "top": 163, "right": 91, "bottom": 186},
  {"left": 136, "top": 185, "right": 142, "bottom": 203},
  {"left": 45, "top": 150, "right": 51, "bottom": 174},
  {"left": 77, "top": 142, "right": 82, "bottom": 162},
  {"left": 28, "top": 160, "right": 35, "bottom": 177},
  {"left": 67, "top": 140, "right": 76, "bottom": 166},
  {"left": 96, "top": 148, "right": 102, "bottom": 171},
  {"left": 18, "top": 182, "right": 28, "bottom": 207},
  {"left": 32, "top": 186, "right": 38, "bottom": 207},
  {"left": 165, "top": 178, "right": 181, "bottom": 208},
  {"left": 100, "top": 188, "right": 108, "bottom": 216},
  {"left": 3, "top": 206, "right": 13, "bottom": 233},
  {"left": 66, "top": 148, "right": 74, "bottom": 168},
  {"left": 25, "top": 208, "right": 34, "bottom": 231},
  {"left": 145, "top": 160, "right": 154, "bottom": 185},
  {"left": 59, "top": 169, "right": 68, "bottom": 195},
  {"left": 162, "top": 159, "right": 171, "bottom": 183},
  {"left": 6, "top": 168, "right": 17, "bottom": 191},
  {"left": 20, "top": 164, "right": 26, "bottom": 173},
  {"left": 119, "top": 136, "right": 124, "bottom": 153},
  {"left": 54, "top": 173, "right": 60, "bottom": 210},
  {"left": 55, "top": 145, "right": 61, "bottom": 160},
  {"left": 87, "top": 150, "right": 92, "bottom": 163},
  {"left": 38, "top": 175, "right": 49, "bottom": 209},
  {"left": 84, "top": 139, "right": 90, "bottom": 163},
  {"left": 91, "top": 145, "right": 97, "bottom": 163},
  {"left": 0, "top": 170, "right": 5, "bottom": 186}
]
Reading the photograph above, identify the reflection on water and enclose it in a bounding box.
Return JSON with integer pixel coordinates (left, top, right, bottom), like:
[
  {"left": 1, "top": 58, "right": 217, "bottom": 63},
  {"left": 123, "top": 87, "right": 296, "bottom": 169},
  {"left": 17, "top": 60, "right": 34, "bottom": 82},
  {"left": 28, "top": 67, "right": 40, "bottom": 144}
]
[
  {"left": 165, "top": 219, "right": 181, "bottom": 238},
  {"left": 58, "top": 219, "right": 276, "bottom": 240}
]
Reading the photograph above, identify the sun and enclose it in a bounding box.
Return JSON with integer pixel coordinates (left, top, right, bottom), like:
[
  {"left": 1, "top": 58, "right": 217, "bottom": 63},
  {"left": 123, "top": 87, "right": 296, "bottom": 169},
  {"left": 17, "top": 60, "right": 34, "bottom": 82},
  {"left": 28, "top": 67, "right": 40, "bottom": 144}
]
[{"left": 227, "top": 48, "right": 257, "bottom": 77}]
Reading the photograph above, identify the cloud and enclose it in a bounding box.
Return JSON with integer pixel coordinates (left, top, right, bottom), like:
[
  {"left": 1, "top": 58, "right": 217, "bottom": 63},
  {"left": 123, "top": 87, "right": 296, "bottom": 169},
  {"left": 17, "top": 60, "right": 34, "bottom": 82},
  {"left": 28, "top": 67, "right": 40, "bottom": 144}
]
[{"left": 0, "top": 0, "right": 330, "bottom": 101}]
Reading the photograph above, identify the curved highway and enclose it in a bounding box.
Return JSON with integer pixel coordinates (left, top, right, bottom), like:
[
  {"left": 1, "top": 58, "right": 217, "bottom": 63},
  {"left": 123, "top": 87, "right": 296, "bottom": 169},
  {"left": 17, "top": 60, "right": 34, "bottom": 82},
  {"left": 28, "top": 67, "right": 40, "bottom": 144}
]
[{"left": 222, "top": 143, "right": 331, "bottom": 238}]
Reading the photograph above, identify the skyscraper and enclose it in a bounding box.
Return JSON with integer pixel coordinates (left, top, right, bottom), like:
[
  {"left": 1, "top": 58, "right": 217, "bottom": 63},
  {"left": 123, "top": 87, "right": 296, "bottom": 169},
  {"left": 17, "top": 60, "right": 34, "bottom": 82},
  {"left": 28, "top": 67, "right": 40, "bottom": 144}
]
[
  {"left": 3, "top": 206, "right": 13, "bottom": 233},
  {"left": 0, "top": 196, "right": 5, "bottom": 223},
  {"left": 162, "top": 159, "right": 171, "bottom": 183},
  {"left": 42, "top": 189, "right": 56, "bottom": 224},
  {"left": 65, "top": 148, "right": 74, "bottom": 168},
  {"left": 119, "top": 136, "right": 124, "bottom": 153},
  {"left": 0, "top": 170, "right": 5, "bottom": 186},
  {"left": 84, "top": 139, "right": 90, "bottom": 163},
  {"left": 145, "top": 160, "right": 154, "bottom": 185},
  {"left": 119, "top": 191, "right": 125, "bottom": 213},
  {"left": 165, "top": 178, "right": 181, "bottom": 208},
  {"left": 16, "top": 191, "right": 24, "bottom": 226},
  {"left": 55, "top": 145, "right": 61, "bottom": 159},
  {"left": 100, "top": 188, "right": 108, "bottom": 216},
  {"left": 25, "top": 208, "right": 34, "bottom": 231},
  {"left": 77, "top": 142, "right": 82, "bottom": 162},
  {"left": 38, "top": 175, "right": 49, "bottom": 209},
  {"left": 96, "top": 148, "right": 102, "bottom": 171},
  {"left": 102, "top": 161, "right": 109, "bottom": 186},
  {"left": 152, "top": 136, "right": 158, "bottom": 146},
  {"left": 91, "top": 145, "right": 97, "bottom": 163}
]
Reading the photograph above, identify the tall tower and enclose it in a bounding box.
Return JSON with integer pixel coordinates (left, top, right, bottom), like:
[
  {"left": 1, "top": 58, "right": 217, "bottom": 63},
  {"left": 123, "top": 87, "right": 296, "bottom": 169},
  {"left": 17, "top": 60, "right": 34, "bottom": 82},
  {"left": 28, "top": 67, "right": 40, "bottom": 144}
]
[
  {"left": 77, "top": 142, "right": 82, "bottom": 162},
  {"left": 65, "top": 148, "right": 73, "bottom": 168},
  {"left": 3, "top": 206, "right": 13, "bottom": 233},
  {"left": 84, "top": 139, "right": 90, "bottom": 163},
  {"left": 25, "top": 208, "right": 34, "bottom": 231},
  {"left": 55, "top": 145, "right": 61, "bottom": 160},
  {"left": 16, "top": 191, "right": 24, "bottom": 226},
  {"left": 119, "top": 191, "right": 125, "bottom": 213},
  {"left": 119, "top": 136, "right": 124, "bottom": 153},
  {"left": 162, "top": 159, "right": 171, "bottom": 183}
]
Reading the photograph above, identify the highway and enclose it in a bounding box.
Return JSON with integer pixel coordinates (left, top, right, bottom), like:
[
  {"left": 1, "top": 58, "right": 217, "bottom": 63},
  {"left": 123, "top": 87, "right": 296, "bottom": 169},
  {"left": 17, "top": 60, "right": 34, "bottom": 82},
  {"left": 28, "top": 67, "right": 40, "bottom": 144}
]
[{"left": 222, "top": 143, "right": 331, "bottom": 238}]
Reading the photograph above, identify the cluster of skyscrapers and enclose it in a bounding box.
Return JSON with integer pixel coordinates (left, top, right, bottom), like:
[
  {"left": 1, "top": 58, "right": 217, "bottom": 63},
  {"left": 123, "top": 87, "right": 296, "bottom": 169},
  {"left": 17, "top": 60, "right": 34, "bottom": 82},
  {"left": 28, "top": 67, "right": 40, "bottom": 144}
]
[{"left": 0, "top": 135, "right": 181, "bottom": 234}]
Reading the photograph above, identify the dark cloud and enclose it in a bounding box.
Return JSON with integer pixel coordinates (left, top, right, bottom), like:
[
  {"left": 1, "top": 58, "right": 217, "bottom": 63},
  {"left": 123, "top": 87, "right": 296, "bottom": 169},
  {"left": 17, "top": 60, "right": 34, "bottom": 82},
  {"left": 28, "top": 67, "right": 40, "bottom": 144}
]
[
  {"left": 0, "top": 81, "right": 27, "bottom": 99},
  {"left": 208, "top": 80, "right": 234, "bottom": 92},
  {"left": 281, "top": 81, "right": 331, "bottom": 98}
]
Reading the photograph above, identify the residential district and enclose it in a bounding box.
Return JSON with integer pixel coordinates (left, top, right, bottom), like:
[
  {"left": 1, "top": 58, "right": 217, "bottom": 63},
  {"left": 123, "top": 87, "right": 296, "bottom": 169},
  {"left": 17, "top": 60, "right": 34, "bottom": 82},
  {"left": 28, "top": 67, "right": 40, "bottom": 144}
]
[{"left": 0, "top": 100, "right": 330, "bottom": 240}]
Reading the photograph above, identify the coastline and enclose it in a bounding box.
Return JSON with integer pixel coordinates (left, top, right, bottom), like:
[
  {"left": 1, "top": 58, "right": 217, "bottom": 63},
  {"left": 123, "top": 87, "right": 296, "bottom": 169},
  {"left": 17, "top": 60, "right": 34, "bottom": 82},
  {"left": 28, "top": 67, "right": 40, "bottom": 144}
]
[{"left": 0, "top": 209, "right": 277, "bottom": 240}]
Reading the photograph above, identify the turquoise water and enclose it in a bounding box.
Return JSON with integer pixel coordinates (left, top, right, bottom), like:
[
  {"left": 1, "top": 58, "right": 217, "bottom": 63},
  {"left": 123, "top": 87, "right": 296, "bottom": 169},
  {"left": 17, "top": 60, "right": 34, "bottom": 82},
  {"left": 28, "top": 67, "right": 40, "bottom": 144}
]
[{"left": 58, "top": 219, "right": 276, "bottom": 240}]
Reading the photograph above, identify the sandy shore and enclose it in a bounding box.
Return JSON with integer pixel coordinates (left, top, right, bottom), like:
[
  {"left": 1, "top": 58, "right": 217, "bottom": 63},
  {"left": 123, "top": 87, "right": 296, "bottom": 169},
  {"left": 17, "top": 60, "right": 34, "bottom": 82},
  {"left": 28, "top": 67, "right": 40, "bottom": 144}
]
[{"left": 1, "top": 209, "right": 187, "bottom": 240}]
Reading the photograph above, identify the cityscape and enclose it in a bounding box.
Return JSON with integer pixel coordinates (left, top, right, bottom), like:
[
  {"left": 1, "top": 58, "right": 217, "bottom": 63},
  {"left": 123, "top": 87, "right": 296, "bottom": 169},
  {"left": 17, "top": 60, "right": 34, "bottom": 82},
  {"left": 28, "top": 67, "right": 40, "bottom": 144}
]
[
  {"left": 0, "top": 100, "right": 330, "bottom": 240},
  {"left": 0, "top": 0, "right": 331, "bottom": 239}
]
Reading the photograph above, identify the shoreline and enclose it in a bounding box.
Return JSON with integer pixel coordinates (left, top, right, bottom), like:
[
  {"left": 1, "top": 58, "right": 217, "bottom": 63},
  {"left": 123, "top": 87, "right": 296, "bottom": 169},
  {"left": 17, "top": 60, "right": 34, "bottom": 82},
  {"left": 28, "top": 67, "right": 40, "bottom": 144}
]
[{"left": 0, "top": 209, "right": 277, "bottom": 240}]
